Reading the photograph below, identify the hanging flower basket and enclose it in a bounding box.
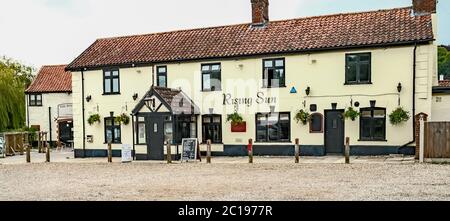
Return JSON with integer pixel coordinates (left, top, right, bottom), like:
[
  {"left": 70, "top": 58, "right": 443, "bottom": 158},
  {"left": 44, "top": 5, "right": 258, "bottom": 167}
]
[
  {"left": 344, "top": 107, "right": 360, "bottom": 121},
  {"left": 87, "top": 114, "right": 101, "bottom": 125},
  {"left": 115, "top": 113, "right": 131, "bottom": 125},
  {"left": 389, "top": 107, "right": 410, "bottom": 125},
  {"left": 227, "top": 112, "right": 246, "bottom": 132},
  {"left": 294, "top": 109, "right": 310, "bottom": 125}
]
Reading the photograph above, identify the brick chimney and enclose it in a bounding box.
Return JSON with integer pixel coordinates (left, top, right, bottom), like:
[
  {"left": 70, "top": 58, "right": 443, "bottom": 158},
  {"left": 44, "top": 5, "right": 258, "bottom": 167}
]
[
  {"left": 251, "top": 0, "right": 269, "bottom": 25},
  {"left": 412, "top": 0, "right": 437, "bottom": 16}
]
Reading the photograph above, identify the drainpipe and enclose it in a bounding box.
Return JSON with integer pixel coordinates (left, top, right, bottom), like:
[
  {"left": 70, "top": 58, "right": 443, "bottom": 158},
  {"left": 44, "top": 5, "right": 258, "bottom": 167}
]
[
  {"left": 26, "top": 94, "right": 30, "bottom": 127},
  {"left": 81, "top": 70, "right": 86, "bottom": 158},
  {"left": 131, "top": 114, "right": 136, "bottom": 160},
  {"left": 401, "top": 43, "right": 418, "bottom": 148},
  {"left": 48, "top": 107, "right": 52, "bottom": 148}
]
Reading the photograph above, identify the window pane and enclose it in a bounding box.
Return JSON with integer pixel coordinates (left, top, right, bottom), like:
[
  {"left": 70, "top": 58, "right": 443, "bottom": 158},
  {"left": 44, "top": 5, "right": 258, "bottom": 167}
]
[
  {"left": 280, "top": 114, "right": 289, "bottom": 121},
  {"left": 112, "top": 70, "right": 119, "bottom": 76},
  {"left": 373, "top": 109, "right": 386, "bottom": 118},
  {"left": 202, "top": 65, "right": 210, "bottom": 71},
  {"left": 361, "top": 119, "right": 371, "bottom": 139},
  {"left": 104, "top": 71, "right": 111, "bottom": 77},
  {"left": 158, "top": 67, "right": 166, "bottom": 73},
  {"left": 106, "top": 129, "right": 113, "bottom": 142},
  {"left": 361, "top": 110, "right": 371, "bottom": 117},
  {"left": 190, "top": 123, "right": 196, "bottom": 138},
  {"left": 264, "top": 60, "right": 273, "bottom": 68},
  {"left": 30, "top": 95, "right": 36, "bottom": 102},
  {"left": 360, "top": 55, "right": 370, "bottom": 62},
  {"left": 347, "top": 63, "right": 357, "bottom": 82},
  {"left": 105, "top": 119, "right": 113, "bottom": 126},
  {"left": 275, "top": 59, "right": 284, "bottom": 67},
  {"left": 203, "top": 117, "right": 211, "bottom": 123},
  {"left": 359, "top": 63, "right": 370, "bottom": 82},
  {"left": 164, "top": 122, "right": 173, "bottom": 143},
  {"left": 347, "top": 55, "right": 358, "bottom": 62},
  {"left": 213, "top": 116, "right": 221, "bottom": 123},
  {"left": 112, "top": 78, "right": 119, "bottom": 92},
  {"left": 138, "top": 117, "right": 145, "bottom": 122},
  {"left": 373, "top": 119, "right": 385, "bottom": 139},
  {"left": 276, "top": 69, "right": 285, "bottom": 86},
  {"left": 203, "top": 74, "right": 211, "bottom": 90},
  {"left": 279, "top": 122, "right": 289, "bottom": 140},
  {"left": 105, "top": 79, "right": 111, "bottom": 93},
  {"left": 158, "top": 75, "right": 167, "bottom": 87},
  {"left": 211, "top": 65, "right": 220, "bottom": 71},
  {"left": 114, "top": 127, "right": 121, "bottom": 143},
  {"left": 138, "top": 123, "right": 146, "bottom": 143}
]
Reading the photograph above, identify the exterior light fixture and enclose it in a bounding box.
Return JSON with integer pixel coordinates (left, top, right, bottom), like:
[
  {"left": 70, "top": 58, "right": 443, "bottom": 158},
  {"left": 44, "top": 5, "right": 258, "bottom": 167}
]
[
  {"left": 270, "top": 105, "right": 276, "bottom": 113},
  {"left": 133, "top": 93, "right": 138, "bottom": 101},
  {"left": 305, "top": 87, "right": 311, "bottom": 96},
  {"left": 86, "top": 95, "right": 92, "bottom": 103},
  {"left": 397, "top": 83, "right": 402, "bottom": 93}
]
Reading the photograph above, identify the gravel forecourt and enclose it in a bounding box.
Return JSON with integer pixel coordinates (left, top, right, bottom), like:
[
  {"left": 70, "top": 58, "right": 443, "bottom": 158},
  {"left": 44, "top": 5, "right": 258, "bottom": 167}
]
[{"left": 0, "top": 155, "right": 449, "bottom": 201}]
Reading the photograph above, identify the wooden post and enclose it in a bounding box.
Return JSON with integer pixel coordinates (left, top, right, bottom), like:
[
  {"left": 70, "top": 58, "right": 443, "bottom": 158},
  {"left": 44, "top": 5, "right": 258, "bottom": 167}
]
[
  {"left": 206, "top": 140, "right": 212, "bottom": 164},
  {"left": 26, "top": 145, "right": 31, "bottom": 163},
  {"left": 167, "top": 141, "right": 172, "bottom": 164},
  {"left": 46, "top": 143, "right": 50, "bottom": 163},
  {"left": 107, "top": 142, "right": 112, "bottom": 163},
  {"left": 295, "top": 138, "right": 300, "bottom": 164},
  {"left": 345, "top": 137, "right": 350, "bottom": 164},
  {"left": 248, "top": 139, "right": 253, "bottom": 164}
]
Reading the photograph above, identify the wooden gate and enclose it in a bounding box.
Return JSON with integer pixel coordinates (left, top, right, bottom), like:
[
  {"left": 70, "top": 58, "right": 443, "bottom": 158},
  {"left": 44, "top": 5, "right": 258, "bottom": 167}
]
[{"left": 425, "top": 122, "right": 450, "bottom": 158}]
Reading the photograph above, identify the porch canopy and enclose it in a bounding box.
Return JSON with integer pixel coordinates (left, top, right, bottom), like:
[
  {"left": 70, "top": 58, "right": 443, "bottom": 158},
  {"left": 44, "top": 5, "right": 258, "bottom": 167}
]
[{"left": 132, "top": 86, "right": 200, "bottom": 115}]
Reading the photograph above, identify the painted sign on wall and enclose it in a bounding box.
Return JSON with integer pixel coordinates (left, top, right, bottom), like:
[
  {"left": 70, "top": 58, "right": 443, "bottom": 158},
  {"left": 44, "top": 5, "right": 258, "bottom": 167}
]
[{"left": 223, "top": 92, "right": 277, "bottom": 107}]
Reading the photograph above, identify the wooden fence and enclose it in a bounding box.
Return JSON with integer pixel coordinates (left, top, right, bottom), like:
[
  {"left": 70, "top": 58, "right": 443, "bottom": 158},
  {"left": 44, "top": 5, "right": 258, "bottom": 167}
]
[{"left": 425, "top": 122, "right": 450, "bottom": 158}]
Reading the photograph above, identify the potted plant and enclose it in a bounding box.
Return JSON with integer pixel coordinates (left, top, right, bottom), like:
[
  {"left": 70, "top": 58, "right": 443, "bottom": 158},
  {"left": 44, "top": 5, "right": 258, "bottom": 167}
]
[
  {"left": 115, "top": 113, "right": 131, "bottom": 125},
  {"left": 87, "top": 114, "right": 101, "bottom": 125},
  {"left": 294, "top": 109, "right": 310, "bottom": 125},
  {"left": 344, "top": 107, "right": 360, "bottom": 121},
  {"left": 389, "top": 107, "right": 410, "bottom": 125},
  {"left": 227, "top": 112, "right": 246, "bottom": 132}
]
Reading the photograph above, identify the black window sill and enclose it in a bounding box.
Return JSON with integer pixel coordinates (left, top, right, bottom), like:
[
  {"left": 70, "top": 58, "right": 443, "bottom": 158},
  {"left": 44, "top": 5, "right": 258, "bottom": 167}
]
[
  {"left": 344, "top": 82, "right": 372, "bottom": 85},
  {"left": 103, "top": 93, "right": 121, "bottom": 96},
  {"left": 358, "top": 139, "right": 387, "bottom": 142},
  {"left": 104, "top": 142, "right": 122, "bottom": 144}
]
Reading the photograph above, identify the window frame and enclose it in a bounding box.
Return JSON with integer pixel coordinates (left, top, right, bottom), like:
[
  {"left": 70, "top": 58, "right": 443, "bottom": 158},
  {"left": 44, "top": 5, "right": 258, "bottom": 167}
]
[
  {"left": 255, "top": 112, "right": 291, "bottom": 143},
  {"left": 262, "top": 58, "right": 286, "bottom": 88},
  {"left": 359, "top": 107, "right": 387, "bottom": 141},
  {"left": 104, "top": 117, "right": 121, "bottom": 144},
  {"left": 201, "top": 63, "right": 222, "bottom": 92},
  {"left": 156, "top": 66, "right": 168, "bottom": 88},
  {"left": 28, "top": 93, "right": 43, "bottom": 107},
  {"left": 345, "top": 53, "right": 372, "bottom": 85},
  {"left": 309, "top": 113, "right": 324, "bottom": 133},
  {"left": 103, "top": 68, "right": 121, "bottom": 95},
  {"left": 202, "top": 114, "right": 222, "bottom": 144}
]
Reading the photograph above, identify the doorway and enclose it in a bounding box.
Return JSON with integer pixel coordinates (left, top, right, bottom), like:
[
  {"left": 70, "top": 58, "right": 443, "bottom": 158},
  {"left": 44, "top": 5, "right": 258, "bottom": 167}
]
[
  {"left": 325, "top": 110, "right": 345, "bottom": 154},
  {"left": 147, "top": 115, "right": 165, "bottom": 160}
]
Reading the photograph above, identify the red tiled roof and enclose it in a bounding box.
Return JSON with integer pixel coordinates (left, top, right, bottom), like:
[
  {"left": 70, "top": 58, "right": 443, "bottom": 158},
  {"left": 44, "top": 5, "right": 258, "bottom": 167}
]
[
  {"left": 67, "top": 7, "right": 434, "bottom": 71},
  {"left": 439, "top": 80, "right": 450, "bottom": 87},
  {"left": 26, "top": 65, "right": 72, "bottom": 93}
]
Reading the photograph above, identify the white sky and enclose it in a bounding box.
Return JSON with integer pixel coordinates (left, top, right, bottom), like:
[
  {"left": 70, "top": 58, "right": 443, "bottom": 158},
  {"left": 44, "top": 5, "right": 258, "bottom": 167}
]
[{"left": 0, "top": 0, "right": 448, "bottom": 71}]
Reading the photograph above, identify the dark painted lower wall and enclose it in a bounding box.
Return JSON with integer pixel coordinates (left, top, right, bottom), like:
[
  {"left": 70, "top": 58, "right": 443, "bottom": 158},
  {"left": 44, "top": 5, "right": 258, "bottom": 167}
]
[{"left": 74, "top": 145, "right": 415, "bottom": 159}]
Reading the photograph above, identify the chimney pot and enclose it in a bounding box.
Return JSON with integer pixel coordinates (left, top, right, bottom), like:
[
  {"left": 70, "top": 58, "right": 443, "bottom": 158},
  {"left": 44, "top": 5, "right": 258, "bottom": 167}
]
[
  {"left": 412, "top": 0, "right": 437, "bottom": 16},
  {"left": 251, "top": 0, "right": 269, "bottom": 25}
]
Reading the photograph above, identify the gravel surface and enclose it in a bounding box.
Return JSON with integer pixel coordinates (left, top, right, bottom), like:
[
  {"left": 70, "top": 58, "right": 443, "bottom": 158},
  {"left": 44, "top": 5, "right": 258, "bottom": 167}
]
[{"left": 1, "top": 158, "right": 449, "bottom": 201}]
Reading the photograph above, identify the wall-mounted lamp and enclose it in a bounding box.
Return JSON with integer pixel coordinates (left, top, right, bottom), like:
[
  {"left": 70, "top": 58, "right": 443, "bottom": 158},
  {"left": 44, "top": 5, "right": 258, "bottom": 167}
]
[
  {"left": 305, "top": 86, "right": 311, "bottom": 96},
  {"left": 397, "top": 83, "right": 402, "bottom": 93},
  {"left": 86, "top": 95, "right": 92, "bottom": 103},
  {"left": 270, "top": 105, "right": 276, "bottom": 113},
  {"left": 132, "top": 93, "right": 139, "bottom": 101}
]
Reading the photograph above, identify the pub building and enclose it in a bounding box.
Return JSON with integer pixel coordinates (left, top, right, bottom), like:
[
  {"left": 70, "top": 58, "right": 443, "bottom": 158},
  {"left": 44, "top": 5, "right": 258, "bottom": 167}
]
[{"left": 66, "top": 0, "right": 439, "bottom": 160}]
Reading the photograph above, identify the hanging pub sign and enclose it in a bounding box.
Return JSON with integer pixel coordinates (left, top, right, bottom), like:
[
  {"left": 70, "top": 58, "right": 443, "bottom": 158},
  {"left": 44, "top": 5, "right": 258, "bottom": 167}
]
[
  {"left": 181, "top": 138, "right": 198, "bottom": 162},
  {"left": 223, "top": 92, "right": 277, "bottom": 107}
]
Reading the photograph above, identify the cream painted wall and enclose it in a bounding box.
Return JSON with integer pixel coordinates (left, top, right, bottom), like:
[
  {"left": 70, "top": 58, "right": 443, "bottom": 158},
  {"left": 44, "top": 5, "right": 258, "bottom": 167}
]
[
  {"left": 72, "top": 67, "right": 152, "bottom": 151},
  {"left": 26, "top": 93, "right": 72, "bottom": 141},
  {"left": 431, "top": 94, "right": 450, "bottom": 121},
  {"left": 72, "top": 43, "right": 437, "bottom": 154}
]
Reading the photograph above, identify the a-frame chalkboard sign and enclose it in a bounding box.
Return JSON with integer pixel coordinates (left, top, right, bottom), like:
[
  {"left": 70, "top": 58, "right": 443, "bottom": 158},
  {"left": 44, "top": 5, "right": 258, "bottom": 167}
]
[{"left": 181, "top": 138, "right": 198, "bottom": 163}]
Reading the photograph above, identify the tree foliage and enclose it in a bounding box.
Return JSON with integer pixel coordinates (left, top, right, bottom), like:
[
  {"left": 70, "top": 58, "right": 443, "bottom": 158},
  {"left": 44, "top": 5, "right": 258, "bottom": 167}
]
[
  {"left": 438, "top": 46, "right": 450, "bottom": 79},
  {"left": 0, "top": 56, "right": 34, "bottom": 132}
]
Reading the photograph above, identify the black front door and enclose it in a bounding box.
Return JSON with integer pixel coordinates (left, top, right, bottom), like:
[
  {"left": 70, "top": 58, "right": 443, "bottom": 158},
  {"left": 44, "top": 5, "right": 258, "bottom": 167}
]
[
  {"left": 147, "top": 116, "right": 165, "bottom": 160},
  {"left": 58, "top": 121, "right": 73, "bottom": 143},
  {"left": 325, "top": 110, "right": 345, "bottom": 154}
]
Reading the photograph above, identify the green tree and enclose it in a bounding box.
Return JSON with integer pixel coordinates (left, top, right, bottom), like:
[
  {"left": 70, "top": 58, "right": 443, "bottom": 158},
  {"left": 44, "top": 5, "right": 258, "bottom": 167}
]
[
  {"left": 0, "top": 56, "right": 34, "bottom": 132},
  {"left": 438, "top": 46, "right": 450, "bottom": 79}
]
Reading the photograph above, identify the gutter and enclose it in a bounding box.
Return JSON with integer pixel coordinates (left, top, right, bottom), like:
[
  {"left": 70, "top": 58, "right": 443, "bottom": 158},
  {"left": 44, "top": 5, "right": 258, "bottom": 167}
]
[
  {"left": 401, "top": 43, "right": 418, "bottom": 148},
  {"left": 81, "top": 70, "right": 86, "bottom": 158}
]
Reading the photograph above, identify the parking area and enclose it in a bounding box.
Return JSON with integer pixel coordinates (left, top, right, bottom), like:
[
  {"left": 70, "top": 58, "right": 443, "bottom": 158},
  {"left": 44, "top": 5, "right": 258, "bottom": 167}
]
[{"left": 0, "top": 151, "right": 449, "bottom": 201}]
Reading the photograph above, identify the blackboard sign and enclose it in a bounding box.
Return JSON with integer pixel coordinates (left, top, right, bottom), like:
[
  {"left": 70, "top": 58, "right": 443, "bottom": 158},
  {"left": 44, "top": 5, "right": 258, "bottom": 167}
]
[{"left": 181, "top": 138, "right": 198, "bottom": 162}]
